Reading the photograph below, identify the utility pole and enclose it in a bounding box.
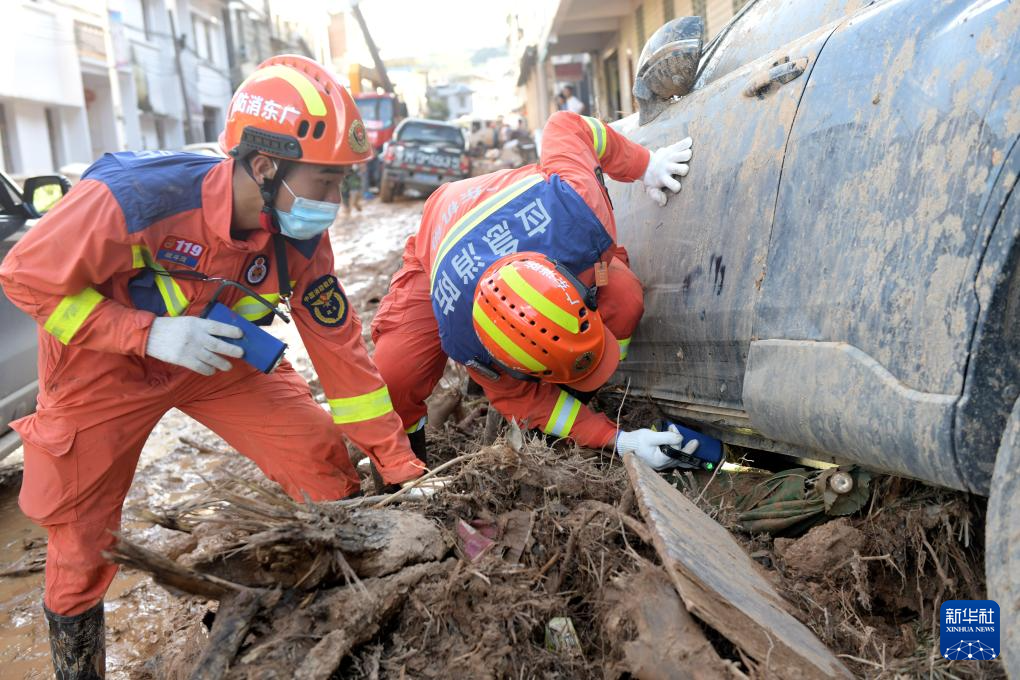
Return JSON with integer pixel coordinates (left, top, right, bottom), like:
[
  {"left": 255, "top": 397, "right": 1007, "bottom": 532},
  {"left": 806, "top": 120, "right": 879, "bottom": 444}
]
[
  {"left": 264, "top": 0, "right": 274, "bottom": 45},
  {"left": 348, "top": 0, "right": 393, "bottom": 93},
  {"left": 102, "top": 7, "right": 128, "bottom": 150},
  {"left": 168, "top": 9, "right": 196, "bottom": 144}
]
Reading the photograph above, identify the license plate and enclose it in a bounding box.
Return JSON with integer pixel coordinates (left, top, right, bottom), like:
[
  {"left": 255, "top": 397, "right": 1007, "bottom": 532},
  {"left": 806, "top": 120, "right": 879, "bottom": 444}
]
[
  {"left": 413, "top": 172, "right": 441, "bottom": 183},
  {"left": 409, "top": 151, "right": 456, "bottom": 168}
]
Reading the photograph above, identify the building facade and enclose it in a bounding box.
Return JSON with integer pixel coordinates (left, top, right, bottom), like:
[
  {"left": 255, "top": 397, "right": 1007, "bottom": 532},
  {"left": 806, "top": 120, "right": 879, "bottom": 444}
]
[
  {"left": 513, "top": 0, "right": 750, "bottom": 131},
  {"left": 1, "top": 0, "right": 331, "bottom": 179}
]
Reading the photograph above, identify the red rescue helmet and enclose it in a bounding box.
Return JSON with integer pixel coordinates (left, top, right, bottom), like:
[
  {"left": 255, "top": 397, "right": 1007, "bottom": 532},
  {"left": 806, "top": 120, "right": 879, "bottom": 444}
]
[
  {"left": 219, "top": 54, "right": 372, "bottom": 165},
  {"left": 472, "top": 253, "right": 619, "bottom": 391}
]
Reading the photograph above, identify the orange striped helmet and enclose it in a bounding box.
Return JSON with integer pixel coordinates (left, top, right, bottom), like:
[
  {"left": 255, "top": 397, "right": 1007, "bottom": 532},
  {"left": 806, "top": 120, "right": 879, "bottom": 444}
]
[
  {"left": 219, "top": 54, "right": 372, "bottom": 165},
  {"left": 472, "top": 253, "right": 620, "bottom": 391}
]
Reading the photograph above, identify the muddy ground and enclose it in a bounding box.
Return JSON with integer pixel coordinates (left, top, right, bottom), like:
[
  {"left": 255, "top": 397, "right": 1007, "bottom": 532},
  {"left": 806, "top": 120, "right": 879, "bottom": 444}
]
[{"left": 0, "top": 196, "right": 1004, "bottom": 679}]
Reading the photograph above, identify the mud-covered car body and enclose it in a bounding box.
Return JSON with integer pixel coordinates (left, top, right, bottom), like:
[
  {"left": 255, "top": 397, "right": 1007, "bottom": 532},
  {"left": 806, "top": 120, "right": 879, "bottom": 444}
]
[{"left": 608, "top": 0, "right": 1020, "bottom": 497}]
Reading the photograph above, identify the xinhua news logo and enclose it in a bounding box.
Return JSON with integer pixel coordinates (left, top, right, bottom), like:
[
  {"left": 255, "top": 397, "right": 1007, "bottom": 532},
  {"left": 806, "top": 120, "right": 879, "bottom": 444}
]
[{"left": 940, "top": 600, "right": 1000, "bottom": 661}]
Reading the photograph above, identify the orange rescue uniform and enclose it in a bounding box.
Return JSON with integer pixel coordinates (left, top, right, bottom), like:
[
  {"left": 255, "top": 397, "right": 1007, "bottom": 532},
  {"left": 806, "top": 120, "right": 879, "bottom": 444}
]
[
  {"left": 0, "top": 151, "right": 423, "bottom": 616},
  {"left": 371, "top": 112, "right": 650, "bottom": 448}
]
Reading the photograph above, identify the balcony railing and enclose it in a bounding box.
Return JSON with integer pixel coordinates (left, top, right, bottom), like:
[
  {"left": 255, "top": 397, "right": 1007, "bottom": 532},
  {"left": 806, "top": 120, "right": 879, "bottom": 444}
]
[{"left": 75, "top": 20, "right": 106, "bottom": 60}]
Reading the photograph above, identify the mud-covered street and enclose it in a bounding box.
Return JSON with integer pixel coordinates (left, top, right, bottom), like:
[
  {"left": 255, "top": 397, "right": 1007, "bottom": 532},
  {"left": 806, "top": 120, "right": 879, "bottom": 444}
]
[{"left": 0, "top": 197, "right": 426, "bottom": 679}]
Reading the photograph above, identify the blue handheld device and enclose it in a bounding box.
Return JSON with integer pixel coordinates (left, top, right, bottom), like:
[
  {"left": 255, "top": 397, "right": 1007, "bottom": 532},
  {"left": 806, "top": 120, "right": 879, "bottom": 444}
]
[
  {"left": 654, "top": 419, "right": 724, "bottom": 470},
  {"left": 204, "top": 302, "right": 287, "bottom": 374}
]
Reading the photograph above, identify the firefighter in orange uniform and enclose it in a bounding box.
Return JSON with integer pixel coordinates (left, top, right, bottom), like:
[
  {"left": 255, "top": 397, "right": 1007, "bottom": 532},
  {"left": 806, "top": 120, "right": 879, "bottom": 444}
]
[
  {"left": 371, "top": 111, "right": 698, "bottom": 469},
  {"left": 0, "top": 55, "right": 426, "bottom": 678}
]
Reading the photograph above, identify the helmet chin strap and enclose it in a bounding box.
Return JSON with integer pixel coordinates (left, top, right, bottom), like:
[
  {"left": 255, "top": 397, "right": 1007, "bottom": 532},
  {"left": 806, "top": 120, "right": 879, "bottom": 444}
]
[
  {"left": 241, "top": 153, "right": 290, "bottom": 234},
  {"left": 238, "top": 153, "right": 294, "bottom": 310}
]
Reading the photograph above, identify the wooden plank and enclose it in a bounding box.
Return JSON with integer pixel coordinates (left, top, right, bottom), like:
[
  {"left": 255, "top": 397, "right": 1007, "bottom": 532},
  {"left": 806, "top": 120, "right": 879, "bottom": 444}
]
[
  {"left": 624, "top": 454, "right": 852, "bottom": 679},
  {"left": 603, "top": 566, "right": 738, "bottom": 679}
]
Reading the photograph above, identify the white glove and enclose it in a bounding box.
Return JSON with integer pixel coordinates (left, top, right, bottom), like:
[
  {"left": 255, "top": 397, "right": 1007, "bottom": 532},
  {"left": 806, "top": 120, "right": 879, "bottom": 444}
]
[
  {"left": 616, "top": 428, "right": 700, "bottom": 471},
  {"left": 642, "top": 137, "right": 693, "bottom": 207},
  {"left": 399, "top": 476, "right": 447, "bottom": 500},
  {"left": 145, "top": 316, "right": 244, "bottom": 376}
]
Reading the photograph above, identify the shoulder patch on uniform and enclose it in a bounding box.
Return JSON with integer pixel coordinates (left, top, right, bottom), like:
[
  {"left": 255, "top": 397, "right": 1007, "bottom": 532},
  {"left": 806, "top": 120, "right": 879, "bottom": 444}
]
[
  {"left": 348, "top": 119, "right": 369, "bottom": 154},
  {"left": 245, "top": 254, "right": 270, "bottom": 285},
  {"left": 302, "top": 275, "right": 348, "bottom": 327}
]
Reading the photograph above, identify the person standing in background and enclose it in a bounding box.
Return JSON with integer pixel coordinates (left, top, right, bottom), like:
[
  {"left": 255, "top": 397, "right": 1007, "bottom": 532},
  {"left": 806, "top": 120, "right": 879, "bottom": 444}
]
[{"left": 562, "top": 86, "right": 585, "bottom": 115}]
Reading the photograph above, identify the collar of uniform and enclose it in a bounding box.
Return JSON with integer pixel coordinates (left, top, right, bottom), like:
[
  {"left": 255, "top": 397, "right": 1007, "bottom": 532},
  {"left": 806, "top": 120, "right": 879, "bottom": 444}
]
[
  {"left": 285, "top": 233, "right": 322, "bottom": 259},
  {"left": 202, "top": 157, "right": 272, "bottom": 251}
]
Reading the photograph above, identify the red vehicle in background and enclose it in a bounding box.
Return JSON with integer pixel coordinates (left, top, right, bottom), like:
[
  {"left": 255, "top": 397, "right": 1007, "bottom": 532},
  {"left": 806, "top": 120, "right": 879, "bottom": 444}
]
[{"left": 353, "top": 92, "right": 407, "bottom": 188}]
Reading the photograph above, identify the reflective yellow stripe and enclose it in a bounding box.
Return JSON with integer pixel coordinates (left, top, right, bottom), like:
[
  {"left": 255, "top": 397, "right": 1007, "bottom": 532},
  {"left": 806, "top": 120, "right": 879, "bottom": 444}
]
[
  {"left": 583, "top": 116, "right": 607, "bottom": 158},
  {"left": 328, "top": 386, "right": 394, "bottom": 424},
  {"left": 472, "top": 301, "right": 546, "bottom": 373},
  {"left": 131, "top": 244, "right": 145, "bottom": 269},
  {"left": 43, "top": 288, "right": 103, "bottom": 344},
  {"left": 244, "top": 65, "right": 326, "bottom": 116},
  {"left": 232, "top": 295, "right": 279, "bottom": 321},
  {"left": 134, "top": 246, "right": 189, "bottom": 316},
  {"left": 618, "top": 337, "right": 632, "bottom": 361},
  {"left": 543, "top": 390, "right": 582, "bottom": 438},
  {"left": 230, "top": 280, "right": 295, "bottom": 321},
  {"left": 499, "top": 264, "right": 579, "bottom": 334},
  {"left": 152, "top": 269, "right": 188, "bottom": 317},
  {"left": 405, "top": 416, "right": 427, "bottom": 433},
  {"left": 430, "top": 174, "right": 544, "bottom": 290}
]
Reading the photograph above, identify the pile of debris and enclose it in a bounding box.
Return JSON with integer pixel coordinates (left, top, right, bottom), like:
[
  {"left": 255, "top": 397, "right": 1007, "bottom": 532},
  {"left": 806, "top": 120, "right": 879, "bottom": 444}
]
[
  {"left": 99, "top": 410, "right": 993, "bottom": 680},
  {"left": 116, "top": 434, "right": 649, "bottom": 679}
]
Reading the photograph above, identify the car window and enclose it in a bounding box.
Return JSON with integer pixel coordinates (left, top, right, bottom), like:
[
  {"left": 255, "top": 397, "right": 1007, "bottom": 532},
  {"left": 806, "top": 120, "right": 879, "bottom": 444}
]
[
  {"left": 0, "top": 173, "right": 23, "bottom": 215},
  {"left": 695, "top": 0, "right": 873, "bottom": 89},
  {"left": 355, "top": 97, "right": 395, "bottom": 127},
  {"left": 398, "top": 122, "right": 464, "bottom": 147},
  {"left": 377, "top": 98, "right": 394, "bottom": 126}
]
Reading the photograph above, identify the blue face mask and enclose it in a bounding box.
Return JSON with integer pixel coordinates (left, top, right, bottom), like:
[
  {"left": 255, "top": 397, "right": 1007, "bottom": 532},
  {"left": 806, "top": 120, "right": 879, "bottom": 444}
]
[{"left": 274, "top": 178, "right": 340, "bottom": 240}]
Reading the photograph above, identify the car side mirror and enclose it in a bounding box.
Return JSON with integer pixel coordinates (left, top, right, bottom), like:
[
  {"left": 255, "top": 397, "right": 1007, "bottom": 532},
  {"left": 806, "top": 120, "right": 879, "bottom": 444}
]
[
  {"left": 22, "top": 175, "right": 71, "bottom": 216},
  {"left": 633, "top": 16, "right": 705, "bottom": 126}
]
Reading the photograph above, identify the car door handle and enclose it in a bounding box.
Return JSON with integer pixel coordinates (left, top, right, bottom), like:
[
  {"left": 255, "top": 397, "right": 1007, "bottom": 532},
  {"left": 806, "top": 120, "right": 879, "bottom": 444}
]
[{"left": 744, "top": 57, "right": 809, "bottom": 98}]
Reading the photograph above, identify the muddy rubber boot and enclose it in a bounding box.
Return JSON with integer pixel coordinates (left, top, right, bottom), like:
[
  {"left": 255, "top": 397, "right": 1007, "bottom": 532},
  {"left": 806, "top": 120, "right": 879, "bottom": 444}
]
[
  {"left": 407, "top": 428, "right": 429, "bottom": 468},
  {"left": 44, "top": 601, "right": 105, "bottom": 680},
  {"left": 371, "top": 429, "right": 429, "bottom": 495},
  {"left": 371, "top": 468, "right": 400, "bottom": 495}
]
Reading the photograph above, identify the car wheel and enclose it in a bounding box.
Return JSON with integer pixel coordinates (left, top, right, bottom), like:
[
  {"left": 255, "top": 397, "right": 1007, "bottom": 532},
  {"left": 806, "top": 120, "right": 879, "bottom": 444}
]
[
  {"left": 380, "top": 174, "right": 395, "bottom": 203},
  {"left": 987, "top": 396, "right": 1020, "bottom": 676}
]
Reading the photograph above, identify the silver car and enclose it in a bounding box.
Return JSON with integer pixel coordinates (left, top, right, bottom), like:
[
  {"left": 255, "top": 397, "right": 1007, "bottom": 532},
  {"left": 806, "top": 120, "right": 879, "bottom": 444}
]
[{"left": 0, "top": 170, "right": 69, "bottom": 460}]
